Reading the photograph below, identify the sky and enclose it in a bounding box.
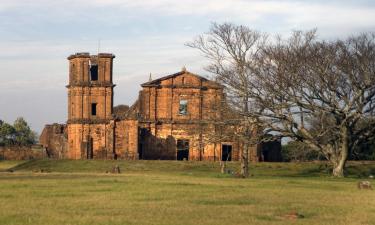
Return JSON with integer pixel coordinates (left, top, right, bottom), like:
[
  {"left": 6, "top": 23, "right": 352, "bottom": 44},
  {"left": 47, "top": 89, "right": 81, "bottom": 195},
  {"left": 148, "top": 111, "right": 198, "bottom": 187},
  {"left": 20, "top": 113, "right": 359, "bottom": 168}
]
[{"left": 0, "top": 0, "right": 375, "bottom": 134}]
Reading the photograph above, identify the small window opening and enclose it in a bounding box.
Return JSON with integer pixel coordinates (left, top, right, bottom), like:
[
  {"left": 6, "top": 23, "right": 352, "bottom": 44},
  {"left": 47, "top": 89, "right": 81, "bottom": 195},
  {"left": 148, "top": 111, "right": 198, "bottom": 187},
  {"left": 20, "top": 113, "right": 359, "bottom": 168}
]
[
  {"left": 90, "top": 65, "right": 98, "bottom": 81},
  {"left": 182, "top": 77, "right": 185, "bottom": 85},
  {"left": 91, "top": 103, "right": 97, "bottom": 116},
  {"left": 179, "top": 100, "right": 188, "bottom": 115}
]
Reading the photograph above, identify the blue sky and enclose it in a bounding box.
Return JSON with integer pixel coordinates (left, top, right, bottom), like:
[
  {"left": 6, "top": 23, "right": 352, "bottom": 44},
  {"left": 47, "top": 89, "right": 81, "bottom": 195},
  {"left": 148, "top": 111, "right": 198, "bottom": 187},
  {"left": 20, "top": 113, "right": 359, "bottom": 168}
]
[{"left": 1, "top": 0, "right": 375, "bottom": 134}]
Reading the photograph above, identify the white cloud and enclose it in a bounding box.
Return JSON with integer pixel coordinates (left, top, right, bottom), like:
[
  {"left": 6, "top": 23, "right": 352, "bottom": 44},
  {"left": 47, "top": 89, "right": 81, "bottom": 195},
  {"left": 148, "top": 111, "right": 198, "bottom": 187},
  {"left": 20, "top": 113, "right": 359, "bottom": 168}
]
[
  {"left": 2, "top": 0, "right": 374, "bottom": 37},
  {"left": 72, "top": 0, "right": 375, "bottom": 28}
]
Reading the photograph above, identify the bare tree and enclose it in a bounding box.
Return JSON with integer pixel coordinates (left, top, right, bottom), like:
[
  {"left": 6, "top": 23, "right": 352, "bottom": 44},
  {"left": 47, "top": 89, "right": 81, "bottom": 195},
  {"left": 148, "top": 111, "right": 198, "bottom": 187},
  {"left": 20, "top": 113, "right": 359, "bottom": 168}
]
[
  {"left": 252, "top": 31, "right": 375, "bottom": 177},
  {"left": 187, "top": 23, "right": 267, "bottom": 177},
  {"left": 189, "top": 23, "right": 375, "bottom": 177}
]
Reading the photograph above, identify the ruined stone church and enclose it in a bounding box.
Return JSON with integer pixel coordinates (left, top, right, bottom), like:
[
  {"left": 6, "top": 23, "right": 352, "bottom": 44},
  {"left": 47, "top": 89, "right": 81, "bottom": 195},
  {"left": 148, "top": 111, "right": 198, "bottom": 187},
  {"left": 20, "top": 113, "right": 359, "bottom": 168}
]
[{"left": 40, "top": 52, "right": 281, "bottom": 161}]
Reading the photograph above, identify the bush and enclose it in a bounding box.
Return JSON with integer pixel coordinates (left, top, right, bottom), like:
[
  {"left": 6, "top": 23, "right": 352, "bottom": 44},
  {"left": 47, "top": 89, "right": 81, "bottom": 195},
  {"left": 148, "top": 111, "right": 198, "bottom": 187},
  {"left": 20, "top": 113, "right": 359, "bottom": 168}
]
[{"left": 281, "top": 141, "right": 324, "bottom": 162}]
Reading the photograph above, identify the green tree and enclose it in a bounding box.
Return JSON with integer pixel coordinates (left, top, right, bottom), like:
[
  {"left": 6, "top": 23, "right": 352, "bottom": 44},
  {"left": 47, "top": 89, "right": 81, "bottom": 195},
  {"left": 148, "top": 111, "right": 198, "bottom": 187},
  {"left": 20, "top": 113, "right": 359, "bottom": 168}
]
[
  {"left": 0, "top": 120, "right": 16, "bottom": 146},
  {"left": 13, "top": 117, "right": 37, "bottom": 146}
]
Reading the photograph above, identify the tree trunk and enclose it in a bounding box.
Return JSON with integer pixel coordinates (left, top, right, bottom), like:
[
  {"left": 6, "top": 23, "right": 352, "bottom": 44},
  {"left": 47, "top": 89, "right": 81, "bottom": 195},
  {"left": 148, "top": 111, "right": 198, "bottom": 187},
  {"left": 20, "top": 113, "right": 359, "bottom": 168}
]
[
  {"left": 331, "top": 126, "right": 349, "bottom": 177},
  {"left": 240, "top": 96, "right": 250, "bottom": 178},
  {"left": 332, "top": 160, "right": 345, "bottom": 177},
  {"left": 240, "top": 142, "right": 249, "bottom": 178},
  {"left": 220, "top": 161, "right": 226, "bottom": 174}
]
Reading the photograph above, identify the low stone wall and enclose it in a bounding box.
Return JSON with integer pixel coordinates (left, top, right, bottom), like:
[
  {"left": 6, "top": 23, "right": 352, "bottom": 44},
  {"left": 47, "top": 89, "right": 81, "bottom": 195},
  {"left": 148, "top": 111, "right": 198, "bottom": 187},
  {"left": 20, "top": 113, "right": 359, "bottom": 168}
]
[{"left": 0, "top": 146, "right": 47, "bottom": 160}]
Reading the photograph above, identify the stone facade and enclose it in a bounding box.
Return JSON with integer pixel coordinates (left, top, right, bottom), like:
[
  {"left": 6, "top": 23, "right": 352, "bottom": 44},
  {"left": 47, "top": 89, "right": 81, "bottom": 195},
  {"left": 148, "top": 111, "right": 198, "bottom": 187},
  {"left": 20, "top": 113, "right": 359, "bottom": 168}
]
[
  {"left": 40, "top": 52, "right": 280, "bottom": 161},
  {"left": 137, "top": 69, "right": 258, "bottom": 161}
]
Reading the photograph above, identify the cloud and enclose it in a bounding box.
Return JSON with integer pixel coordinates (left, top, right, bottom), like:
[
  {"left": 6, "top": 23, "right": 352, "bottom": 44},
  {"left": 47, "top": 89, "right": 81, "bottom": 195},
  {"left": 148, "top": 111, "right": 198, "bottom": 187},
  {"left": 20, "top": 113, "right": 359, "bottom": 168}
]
[{"left": 2, "top": 0, "right": 374, "bottom": 38}]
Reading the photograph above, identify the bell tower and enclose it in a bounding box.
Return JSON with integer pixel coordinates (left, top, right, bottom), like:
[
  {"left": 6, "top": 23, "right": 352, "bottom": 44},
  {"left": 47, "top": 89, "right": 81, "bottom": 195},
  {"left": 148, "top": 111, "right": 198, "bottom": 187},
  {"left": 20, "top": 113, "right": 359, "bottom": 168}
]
[{"left": 66, "top": 52, "right": 116, "bottom": 159}]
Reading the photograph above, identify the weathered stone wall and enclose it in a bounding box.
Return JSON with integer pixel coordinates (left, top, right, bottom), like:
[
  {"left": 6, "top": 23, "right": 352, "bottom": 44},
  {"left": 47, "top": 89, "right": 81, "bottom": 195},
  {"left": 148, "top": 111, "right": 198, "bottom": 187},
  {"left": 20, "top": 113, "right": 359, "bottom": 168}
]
[
  {"left": 68, "top": 87, "right": 113, "bottom": 121},
  {"left": 137, "top": 122, "right": 259, "bottom": 161},
  {"left": 39, "top": 123, "right": 68, "bottom": 159},
  {"left": 67, "top": 122, "right": 115, "bottom": 159},
  {"left": 0, "top": 146, "right": 47, "bottom": 160},
  {"left": 114, "top": 119, "right": 138, "bottom": 159}
]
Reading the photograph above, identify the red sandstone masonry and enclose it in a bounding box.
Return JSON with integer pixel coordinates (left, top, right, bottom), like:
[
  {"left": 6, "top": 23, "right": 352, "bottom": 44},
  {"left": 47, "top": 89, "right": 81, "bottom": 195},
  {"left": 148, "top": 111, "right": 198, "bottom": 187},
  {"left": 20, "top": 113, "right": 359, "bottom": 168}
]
[{"left": 39, "top": 52, "right": 280, "bottom": 161}]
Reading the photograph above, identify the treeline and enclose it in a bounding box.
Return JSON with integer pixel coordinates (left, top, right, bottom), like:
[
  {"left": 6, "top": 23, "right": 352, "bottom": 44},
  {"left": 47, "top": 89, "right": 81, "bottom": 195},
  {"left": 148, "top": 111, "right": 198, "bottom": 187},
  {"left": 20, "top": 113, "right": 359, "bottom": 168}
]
[{"left": 0, "top": 117, "right": 37, "bottom": 146}]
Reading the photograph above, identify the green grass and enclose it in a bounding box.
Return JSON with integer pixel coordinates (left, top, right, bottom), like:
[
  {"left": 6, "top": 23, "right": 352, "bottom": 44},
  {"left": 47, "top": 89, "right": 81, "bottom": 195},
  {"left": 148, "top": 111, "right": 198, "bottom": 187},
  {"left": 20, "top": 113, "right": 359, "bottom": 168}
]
[{"left": 0, "top": 160, "right": 375, "bottom": 225}]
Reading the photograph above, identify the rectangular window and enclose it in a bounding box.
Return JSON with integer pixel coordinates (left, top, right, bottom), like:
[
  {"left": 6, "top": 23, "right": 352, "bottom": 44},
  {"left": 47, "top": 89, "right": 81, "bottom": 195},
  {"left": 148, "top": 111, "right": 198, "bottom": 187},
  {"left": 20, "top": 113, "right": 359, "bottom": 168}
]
[
  {"left": 90, "top": 65, "right": 98, "bottom": 81},
  {"left": 179, "top": 100, "right": 188, "bottom": 115},
  {"left": 91, "top": 103, "right": 97, "bottom": 116}
]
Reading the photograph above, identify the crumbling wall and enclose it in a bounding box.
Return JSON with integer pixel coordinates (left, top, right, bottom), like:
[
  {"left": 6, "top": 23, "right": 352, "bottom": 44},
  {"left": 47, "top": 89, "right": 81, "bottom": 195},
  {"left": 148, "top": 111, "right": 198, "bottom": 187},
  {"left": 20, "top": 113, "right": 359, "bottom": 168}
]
[
  {"left": 0, "top": 145, "right": 47, "bottom": 160},
  {"left": 139, "top": 124, "right": 177, "bottom": 160},
  {"left": 138, "top": 122, "right": 245, "bottom": 161},
  {"left": 39, "top": 123, "right": 68, "bottom": 159},
  {"left": 67, "top": 123, "right": 115, "bottom": 159}
]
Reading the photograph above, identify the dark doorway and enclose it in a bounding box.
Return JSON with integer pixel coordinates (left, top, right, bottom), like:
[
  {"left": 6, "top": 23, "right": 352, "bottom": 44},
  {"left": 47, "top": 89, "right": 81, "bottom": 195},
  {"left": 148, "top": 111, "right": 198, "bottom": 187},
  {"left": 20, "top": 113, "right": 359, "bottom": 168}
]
[
  {"left": 222, "top": 144, "right": 232, "bottom": 161},
  {"left": 260, "top": 140, "right": 282, "bottom": 162},
  {"left": 87, "top": 138, "right": 93, "bottom": 159},
  {"left": 90, "top": 65, "right": 98, "bottom": 81},
  {"left": 177, "top": 139, "right": 189, "bottom": 160}
]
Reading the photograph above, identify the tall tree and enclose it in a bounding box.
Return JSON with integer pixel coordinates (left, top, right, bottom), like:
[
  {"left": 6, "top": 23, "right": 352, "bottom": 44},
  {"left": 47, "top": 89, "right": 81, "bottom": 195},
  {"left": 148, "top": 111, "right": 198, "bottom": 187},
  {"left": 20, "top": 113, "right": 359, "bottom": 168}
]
[
  {"left": 187, "top": 23, "right": 267, "bottom": 177},
  {"left": 252, "top": 31, "right": 375, "bottom": 177}
]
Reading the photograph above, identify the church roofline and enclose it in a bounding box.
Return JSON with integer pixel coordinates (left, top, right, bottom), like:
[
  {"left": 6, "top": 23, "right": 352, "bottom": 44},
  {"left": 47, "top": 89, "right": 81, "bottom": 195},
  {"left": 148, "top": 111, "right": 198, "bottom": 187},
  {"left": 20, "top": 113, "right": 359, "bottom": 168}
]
[
  {"left": 140, "top": 69, "right": 222, "bottom": 88},
  {"left": 67, "top": 52, "right": 115, "bottom": 60}
]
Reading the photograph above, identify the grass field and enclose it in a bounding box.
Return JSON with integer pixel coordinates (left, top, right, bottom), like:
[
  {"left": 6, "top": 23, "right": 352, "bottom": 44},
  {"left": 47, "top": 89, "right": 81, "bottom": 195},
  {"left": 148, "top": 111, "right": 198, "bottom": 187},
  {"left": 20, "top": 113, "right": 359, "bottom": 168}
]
[{"left": 0, "top": 160, "right": 375, "bottom": 225}]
